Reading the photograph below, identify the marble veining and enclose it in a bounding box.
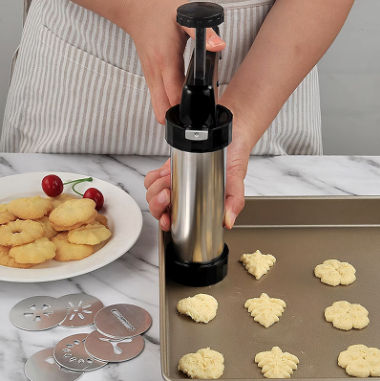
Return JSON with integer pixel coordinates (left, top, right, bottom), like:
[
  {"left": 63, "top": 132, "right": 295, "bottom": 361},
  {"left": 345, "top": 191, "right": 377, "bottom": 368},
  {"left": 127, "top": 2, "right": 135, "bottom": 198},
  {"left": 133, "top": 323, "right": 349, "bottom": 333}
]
[{"left": 0, "top": 153, "right": 380, "bottom": 380}]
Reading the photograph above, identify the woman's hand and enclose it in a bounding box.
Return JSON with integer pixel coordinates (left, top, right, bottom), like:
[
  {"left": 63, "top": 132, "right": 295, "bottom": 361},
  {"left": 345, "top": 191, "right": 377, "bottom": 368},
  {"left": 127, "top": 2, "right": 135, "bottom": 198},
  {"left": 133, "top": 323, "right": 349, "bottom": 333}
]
[
  {"left": 223, "top": 119, "right": 255, "bottom": 229},
  {"left": 69, "top": 0, "right": 225, "bottom": 124},
  {"left": 145, "top": 159, "right": 171, "bottom": 230},
  {"left": 120, "top": 0, "right": 225, "bottom": 124},
  {"left": 144, "top": 115, "right": 255, "bottom": 231}
]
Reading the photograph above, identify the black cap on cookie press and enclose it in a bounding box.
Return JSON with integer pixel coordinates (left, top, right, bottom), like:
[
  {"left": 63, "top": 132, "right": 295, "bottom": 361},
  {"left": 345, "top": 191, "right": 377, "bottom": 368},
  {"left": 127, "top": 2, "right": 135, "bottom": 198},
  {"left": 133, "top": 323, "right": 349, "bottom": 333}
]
[
  {"left": 177, "top": 2, "right": 224, "bottom": 28},
  {"left": 165, "top": 2, "right": 232, "bottom": 153}
]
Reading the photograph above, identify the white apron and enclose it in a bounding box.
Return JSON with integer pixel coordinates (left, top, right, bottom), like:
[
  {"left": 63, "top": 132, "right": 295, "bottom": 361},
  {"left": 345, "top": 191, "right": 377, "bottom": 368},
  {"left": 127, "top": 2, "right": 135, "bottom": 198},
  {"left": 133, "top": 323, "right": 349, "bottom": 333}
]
[{"left": 1, "top": 0, "right": 322, "bottom": 155}]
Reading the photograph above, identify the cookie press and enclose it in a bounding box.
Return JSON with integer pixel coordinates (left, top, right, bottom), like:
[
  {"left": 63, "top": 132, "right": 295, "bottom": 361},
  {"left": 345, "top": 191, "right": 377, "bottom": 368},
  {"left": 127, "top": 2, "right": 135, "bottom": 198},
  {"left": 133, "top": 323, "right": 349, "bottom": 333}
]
[{"left": 165, "top": 2, "right": 233, "bottom": 287}]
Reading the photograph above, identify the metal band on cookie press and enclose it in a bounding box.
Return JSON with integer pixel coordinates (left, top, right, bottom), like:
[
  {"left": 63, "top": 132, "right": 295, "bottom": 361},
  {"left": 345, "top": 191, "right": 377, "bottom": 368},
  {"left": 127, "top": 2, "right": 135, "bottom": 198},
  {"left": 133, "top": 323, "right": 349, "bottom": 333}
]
[
  {"left": 53, "top": 333, "right": 107, "bottom": 372},
  {"left": 94, "top": 304, "right": 152, "bottom": 339},
  {"left": 10, "top": 296, "right": 68, "bottom": 331},
  {"left": 58, "top": 294, "right": 104, "bottom": 328},
  {"left": 25, "top": 348, "right": 83, "bottom": 381},
  {"left": 85, "top": 330, "right": 144, "bottom": 362}
]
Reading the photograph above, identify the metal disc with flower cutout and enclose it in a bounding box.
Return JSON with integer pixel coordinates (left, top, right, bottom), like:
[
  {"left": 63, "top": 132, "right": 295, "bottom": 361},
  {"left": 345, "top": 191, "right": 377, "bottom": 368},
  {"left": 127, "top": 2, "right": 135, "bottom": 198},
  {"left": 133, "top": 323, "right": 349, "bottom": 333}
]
[{"left": 59, "top": 294, "right": 104, "bottom": 327}]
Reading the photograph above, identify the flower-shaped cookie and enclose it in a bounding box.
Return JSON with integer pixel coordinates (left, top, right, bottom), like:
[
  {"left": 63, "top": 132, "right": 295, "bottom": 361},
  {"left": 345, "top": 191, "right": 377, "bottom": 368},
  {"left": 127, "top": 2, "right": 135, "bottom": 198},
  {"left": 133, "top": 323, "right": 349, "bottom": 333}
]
[
  {"left": 255, "top": 346, "right": 299, "bottom": 378},
  {"left": 325, "top": 301, "right": 369, "bottom": 330},
  {"left": 36, "top": 216, "right": 58, "bottom": 239},
  {"left": 338, "top": 344, "right": 380, "bottom": 377},
  {"left": 314, "top": 259, "right": 356, "bottom": 286},
  {"left": 51, "top": 232, "right": 94, "bottom": 261},
  {"left": 68, "top": 222, "right": 112, "bottom": 245},
  {"left": 0, "top": 245, "right": 34, "bottom": 268},
  {"left": 240, "top": 250, "right": 276, "bottom": 280},
  {"left": 0, "top": 204, "right": 16, "bottom": 225},
  {"left": 48, "top": 193, "right": 77, "bottom": 209},
  {"left": 0, "top": 219, "right": 44, "bottom": 246},
  {"left": 178, "top": 347, "right": 224, "bottom": 379},
  {"left": 8, "top": 196, "right": 53, "bottom": 220},
  {"left": 245, "top": 293, "right": 286, "bottom": 328},
  {"left": 9, "top": 237, "right": 56, "bottom": 264},
  {"left": 49, "top": 198, "right": 97, "bottom": 231},
  {"left": 177, "top": 294, "right": 218, "bottom": 323}
]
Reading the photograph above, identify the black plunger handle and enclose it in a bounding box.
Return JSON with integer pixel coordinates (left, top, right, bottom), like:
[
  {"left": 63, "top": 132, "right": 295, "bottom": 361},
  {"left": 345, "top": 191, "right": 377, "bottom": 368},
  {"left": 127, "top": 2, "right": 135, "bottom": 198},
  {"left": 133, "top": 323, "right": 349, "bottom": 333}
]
[{"left": 177, "top": 3, "right": 224, "bottom": 80}]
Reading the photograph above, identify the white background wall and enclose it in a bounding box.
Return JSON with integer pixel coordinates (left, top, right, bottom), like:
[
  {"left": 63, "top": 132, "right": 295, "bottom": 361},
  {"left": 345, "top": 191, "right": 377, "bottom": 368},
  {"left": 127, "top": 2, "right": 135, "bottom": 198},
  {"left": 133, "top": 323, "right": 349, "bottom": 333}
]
[
  {"left": 318, "top": 0, "right": 380, "bottom": 155},
  {"left": 0, "top": 0, "right": 379, "bottom": 154}
]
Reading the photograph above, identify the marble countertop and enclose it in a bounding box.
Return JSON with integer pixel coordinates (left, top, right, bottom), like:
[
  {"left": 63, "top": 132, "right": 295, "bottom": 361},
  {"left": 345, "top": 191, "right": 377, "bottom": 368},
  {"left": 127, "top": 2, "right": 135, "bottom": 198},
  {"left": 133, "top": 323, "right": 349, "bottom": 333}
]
[{"left": 1, "top": 153, "right": 380, "bottom": 381}]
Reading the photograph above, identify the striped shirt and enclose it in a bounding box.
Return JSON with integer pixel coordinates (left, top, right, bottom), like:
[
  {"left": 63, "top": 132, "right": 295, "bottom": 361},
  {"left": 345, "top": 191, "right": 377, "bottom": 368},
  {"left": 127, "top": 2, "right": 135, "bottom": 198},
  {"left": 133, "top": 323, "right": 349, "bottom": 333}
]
[{"left": 1, "top": 0, "right": 322, "bottom": 155}]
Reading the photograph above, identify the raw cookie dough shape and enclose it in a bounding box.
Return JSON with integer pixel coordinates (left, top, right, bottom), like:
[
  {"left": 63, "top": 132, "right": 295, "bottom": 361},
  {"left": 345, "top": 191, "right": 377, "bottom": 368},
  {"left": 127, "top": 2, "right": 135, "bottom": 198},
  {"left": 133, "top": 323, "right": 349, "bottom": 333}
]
[
  {"left": 338, "top": 344, "right": 380, "bottom": 377},
  {"left": 240, "top": 250, "right": 276, "bottom": 280},
  {"left": 325, "top": 301, "right": 369, "bottom": 330},
  {"left": 177, "top": 294, "right": 218, "bottom": 323},
  {"left": 178, "top": 347, "right": 224, "bottom": 379},
  {"left": 245, "top": 293, "right": 286, "bottom": 328},
  {"left": 314, "top": 259, "right": 356, "bottom": 286},
  {"left": 255, "top": 346, "right": 299, "bottom": 379}
]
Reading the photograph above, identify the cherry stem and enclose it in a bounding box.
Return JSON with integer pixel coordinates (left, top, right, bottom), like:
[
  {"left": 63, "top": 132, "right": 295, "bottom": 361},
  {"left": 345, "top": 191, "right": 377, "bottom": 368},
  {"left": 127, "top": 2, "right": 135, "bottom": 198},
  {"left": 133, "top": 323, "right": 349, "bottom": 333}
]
[{"left": 63, "top": 177, "right": 93, "bottom": 196}]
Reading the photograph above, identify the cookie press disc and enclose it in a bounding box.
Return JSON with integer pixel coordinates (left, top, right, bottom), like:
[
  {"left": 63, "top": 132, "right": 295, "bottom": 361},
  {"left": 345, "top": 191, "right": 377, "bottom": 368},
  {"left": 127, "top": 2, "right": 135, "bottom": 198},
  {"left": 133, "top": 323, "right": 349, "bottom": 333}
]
[
  {"left": 85, "top": 330, "right": 144, "bottom": 362},
  {"left": 58, "top": 294, "right": 104, "bottom": 328},
  {"left": 25, "top": 348, "right": 83, "bottom": 381},
  {"left": 94, "top": 304, "right": 152, "bottom": 339},
  {"left": 53, "top": 333, "right": 107, "bottom": 372},
  {"left": 10, "top": 296, "right": 68, "bottom": 331}
]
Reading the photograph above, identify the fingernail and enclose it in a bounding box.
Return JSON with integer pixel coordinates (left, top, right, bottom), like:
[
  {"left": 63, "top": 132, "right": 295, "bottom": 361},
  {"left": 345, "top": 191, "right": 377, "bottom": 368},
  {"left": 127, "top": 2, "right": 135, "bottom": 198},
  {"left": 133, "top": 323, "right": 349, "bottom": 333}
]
[
  {"left": 158, "top": 190, "right": 169, "bottom": 204},
  {"left": 229, "top": 212, "right": 237, "bottom": 228},
  {"left": 208, "top": 35, "right": 225, "bottom": 48},
  {"left": 160, "top": 168, "right": 171, "bottom": 177}
]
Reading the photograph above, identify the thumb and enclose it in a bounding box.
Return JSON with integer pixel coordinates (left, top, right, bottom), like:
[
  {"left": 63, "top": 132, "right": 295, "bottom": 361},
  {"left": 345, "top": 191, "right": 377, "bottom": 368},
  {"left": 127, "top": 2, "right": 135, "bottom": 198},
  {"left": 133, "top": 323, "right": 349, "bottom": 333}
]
[
  {"left": 224, "top": 173, "right": 245, "bottom": 229},
  {"left": 182, "top": 26, "right": 226, "bottom": 51},
  {"left": 224, "top": 141, "right": 250, "bottom": 229}
]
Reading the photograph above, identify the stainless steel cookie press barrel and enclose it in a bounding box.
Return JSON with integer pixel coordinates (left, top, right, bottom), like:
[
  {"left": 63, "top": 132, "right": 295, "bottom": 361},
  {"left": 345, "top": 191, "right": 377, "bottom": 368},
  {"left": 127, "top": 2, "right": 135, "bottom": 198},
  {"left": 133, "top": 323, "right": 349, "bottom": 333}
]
[{"left": 165, "top": 2, "right": 233, "bottom": 287}]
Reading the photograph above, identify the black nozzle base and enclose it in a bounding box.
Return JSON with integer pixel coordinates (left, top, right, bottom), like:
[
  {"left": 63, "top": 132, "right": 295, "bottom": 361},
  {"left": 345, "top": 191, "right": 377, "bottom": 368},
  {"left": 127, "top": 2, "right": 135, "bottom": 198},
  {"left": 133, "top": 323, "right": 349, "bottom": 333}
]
[{"left": 165, "top": 242, "right": 228, "bottom": 287}]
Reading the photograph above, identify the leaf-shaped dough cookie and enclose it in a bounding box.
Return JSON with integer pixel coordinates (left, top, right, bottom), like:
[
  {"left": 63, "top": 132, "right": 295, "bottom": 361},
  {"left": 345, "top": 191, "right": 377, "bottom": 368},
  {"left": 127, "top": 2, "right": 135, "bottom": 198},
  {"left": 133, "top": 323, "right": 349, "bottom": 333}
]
[
  {"left": 255, "top": 346, "right": 299, "bottom": 378},
  {"left": 338, "top": 344, "right": 380, "bottom": 377},
  {"left": 314, "top": 259, "right": 356, "bottom": 286},
  {"left": 325, "top": 301, "right": 369, "bottom": 330},
  {"left": 245, "top": 293, "right": 286, "bottom": 328},
  {"left": 240, "top": 250, "right": 276, "bottom": 280}
]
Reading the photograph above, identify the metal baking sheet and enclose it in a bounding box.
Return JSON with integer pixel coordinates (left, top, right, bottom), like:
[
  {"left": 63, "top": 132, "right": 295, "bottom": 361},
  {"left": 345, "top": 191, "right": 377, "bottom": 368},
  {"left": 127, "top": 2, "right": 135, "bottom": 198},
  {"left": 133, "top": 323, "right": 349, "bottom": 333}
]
[{"left": 160, "top": 196, "right": 380, "bottom": 380}]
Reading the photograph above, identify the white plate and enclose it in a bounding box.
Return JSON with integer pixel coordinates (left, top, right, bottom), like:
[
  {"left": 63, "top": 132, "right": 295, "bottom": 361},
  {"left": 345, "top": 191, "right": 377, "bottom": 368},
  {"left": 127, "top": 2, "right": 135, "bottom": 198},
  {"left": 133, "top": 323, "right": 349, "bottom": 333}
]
[{"left": 0, "top": 172, "right": 143, "bottom": 283}]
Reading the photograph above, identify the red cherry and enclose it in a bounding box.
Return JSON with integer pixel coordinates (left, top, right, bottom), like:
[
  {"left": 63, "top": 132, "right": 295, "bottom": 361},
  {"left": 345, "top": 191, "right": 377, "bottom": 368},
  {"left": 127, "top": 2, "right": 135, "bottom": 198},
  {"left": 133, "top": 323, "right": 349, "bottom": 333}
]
[
  {"left": 42, "top": 174, "right": 64, "bottom": 197},
  {"left": 83, "top": 188, "right": 104, "bottom": 211}
]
